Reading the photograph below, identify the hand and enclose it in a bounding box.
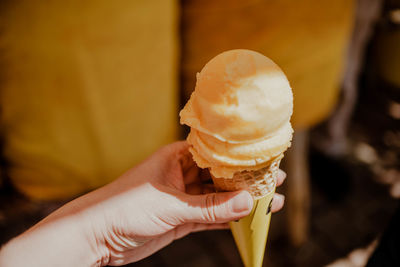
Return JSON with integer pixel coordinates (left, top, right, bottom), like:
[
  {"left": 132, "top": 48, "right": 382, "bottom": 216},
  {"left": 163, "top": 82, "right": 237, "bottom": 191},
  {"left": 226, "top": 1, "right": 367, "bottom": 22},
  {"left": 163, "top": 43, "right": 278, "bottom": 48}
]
[
  {"left": 83, "top": 141, "right": 286, "bottom": 265},
  {"left": 0, "top": 141, "right": 286, "bottom": 267}
]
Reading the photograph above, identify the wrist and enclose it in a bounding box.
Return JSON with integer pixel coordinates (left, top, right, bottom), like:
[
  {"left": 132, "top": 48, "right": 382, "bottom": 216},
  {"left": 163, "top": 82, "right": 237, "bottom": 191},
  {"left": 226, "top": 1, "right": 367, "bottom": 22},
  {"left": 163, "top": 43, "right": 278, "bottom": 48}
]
[
  {"left": 0, "top": 215, "right": 99, "bottom": 267},
  {"left": 53, "top": 195, "right": 112, "bottom": 267},
  {"left": 0, "top": 200, "right": 109, "bottom": 267},
  {"left": 80, "top": 205, "right": 111, "bottom": 267}
]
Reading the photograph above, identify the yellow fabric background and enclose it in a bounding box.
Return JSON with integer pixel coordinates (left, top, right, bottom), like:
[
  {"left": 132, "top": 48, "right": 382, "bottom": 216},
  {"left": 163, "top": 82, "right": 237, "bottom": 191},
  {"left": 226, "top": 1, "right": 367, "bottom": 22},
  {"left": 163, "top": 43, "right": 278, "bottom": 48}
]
[
  {"left": 181, "top": 0, "right": 355, "bottom": 130},
  {"left": 0, "top": 0, "right": 355, "bottom": 201},
  {"left": 0, "top": 0, "right": 179, "bottom": 200}
]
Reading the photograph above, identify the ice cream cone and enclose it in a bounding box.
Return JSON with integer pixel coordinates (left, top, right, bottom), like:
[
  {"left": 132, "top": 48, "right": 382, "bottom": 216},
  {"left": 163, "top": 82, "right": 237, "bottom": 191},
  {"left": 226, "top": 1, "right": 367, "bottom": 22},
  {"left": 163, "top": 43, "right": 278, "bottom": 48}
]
[
  {"left": 179, "top": 49, "right": 293, "bottom": 267},
  {"left": 211, "top": 155, "right": 282, "bottom": 267}
]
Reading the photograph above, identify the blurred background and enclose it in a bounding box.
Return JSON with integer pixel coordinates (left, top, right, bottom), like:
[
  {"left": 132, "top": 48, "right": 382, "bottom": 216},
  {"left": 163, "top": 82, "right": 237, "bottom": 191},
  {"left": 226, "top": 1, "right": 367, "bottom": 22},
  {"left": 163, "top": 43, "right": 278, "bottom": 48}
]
[{"left": 0, "top": 0, "right": 399, "bottom": 266}]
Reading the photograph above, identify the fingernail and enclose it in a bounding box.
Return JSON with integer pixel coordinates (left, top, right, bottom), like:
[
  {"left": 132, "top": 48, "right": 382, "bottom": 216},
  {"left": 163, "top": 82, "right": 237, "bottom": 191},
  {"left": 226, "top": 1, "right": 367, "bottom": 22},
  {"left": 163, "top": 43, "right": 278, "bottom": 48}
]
[
  {"left": 277, "top": 169, "right": 286, "bottom": 179},
  {"left": 231, "top": 191, "right": 253, "bottom": 213}
]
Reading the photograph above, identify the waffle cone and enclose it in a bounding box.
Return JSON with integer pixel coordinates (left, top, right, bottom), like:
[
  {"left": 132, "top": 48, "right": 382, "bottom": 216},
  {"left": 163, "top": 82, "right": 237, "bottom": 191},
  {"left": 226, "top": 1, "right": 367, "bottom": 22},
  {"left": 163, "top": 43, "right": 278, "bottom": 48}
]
[{"left": 211, "top": 154, "right": 283, "bottom": 199}]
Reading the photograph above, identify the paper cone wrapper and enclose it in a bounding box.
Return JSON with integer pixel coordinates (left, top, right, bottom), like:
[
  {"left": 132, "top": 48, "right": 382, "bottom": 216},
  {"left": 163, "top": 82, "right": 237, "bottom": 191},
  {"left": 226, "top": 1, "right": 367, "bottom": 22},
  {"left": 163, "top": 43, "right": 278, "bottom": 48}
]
[{"left": 211, "top": 155, "right": 282, "bottom": 267}]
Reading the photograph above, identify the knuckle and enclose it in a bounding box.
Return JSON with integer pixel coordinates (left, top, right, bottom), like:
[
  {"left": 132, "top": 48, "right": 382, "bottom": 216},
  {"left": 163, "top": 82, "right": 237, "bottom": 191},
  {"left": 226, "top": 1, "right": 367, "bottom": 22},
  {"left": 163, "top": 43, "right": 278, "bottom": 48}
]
[{"left": 201, "top": 193, "right": 218, "bottom": 222}]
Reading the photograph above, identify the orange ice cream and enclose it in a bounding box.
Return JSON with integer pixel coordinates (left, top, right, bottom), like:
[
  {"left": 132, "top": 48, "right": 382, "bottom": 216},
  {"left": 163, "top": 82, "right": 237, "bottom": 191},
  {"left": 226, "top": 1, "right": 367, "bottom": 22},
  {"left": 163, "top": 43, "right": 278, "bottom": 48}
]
[{"left": 180, "top": 49, "right": 293, "bottom": 178}]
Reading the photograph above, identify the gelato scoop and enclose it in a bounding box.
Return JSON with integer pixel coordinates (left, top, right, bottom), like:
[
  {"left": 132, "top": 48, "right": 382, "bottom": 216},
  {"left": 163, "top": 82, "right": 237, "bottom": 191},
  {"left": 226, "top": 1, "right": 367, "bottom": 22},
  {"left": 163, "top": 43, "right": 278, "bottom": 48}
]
[{"left": 180, "top": 49, "right": 293, "bottom": 178}]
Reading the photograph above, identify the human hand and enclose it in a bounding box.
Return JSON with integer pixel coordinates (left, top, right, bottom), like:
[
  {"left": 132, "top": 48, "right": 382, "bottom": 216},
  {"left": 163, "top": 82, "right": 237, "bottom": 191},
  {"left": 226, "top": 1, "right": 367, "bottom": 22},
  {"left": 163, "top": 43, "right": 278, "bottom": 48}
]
[
  {"left": 0, "top": 141, "right": 286, "bottom": 267},
  {"left": 80, "top": 141, "right": 286, "bottom": 265}
]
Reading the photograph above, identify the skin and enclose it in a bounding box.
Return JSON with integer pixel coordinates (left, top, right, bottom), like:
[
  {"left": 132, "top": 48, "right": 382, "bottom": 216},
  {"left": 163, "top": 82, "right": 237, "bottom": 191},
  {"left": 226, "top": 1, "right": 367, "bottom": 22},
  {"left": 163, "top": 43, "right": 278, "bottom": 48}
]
[{"left": 0, "top": 141, "right": 286, "bottom": 267}]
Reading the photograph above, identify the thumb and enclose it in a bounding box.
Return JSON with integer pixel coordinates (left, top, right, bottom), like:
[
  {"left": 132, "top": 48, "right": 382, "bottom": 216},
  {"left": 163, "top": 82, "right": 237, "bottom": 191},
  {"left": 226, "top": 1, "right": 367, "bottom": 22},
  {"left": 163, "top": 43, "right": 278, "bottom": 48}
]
[{"left": 176, "top": 191, "right": 253, "bottom": 224}]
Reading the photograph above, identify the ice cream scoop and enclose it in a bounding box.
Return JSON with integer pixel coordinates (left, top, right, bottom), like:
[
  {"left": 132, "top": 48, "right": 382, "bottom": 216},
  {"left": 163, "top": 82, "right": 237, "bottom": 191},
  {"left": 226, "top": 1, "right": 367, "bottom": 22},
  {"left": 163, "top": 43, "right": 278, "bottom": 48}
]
[
  {"left": 180, "top": 49, "right": 293, "bottom": 178},
  {"left": 180, "top": 49, "right": 294, "bottom": 267}
]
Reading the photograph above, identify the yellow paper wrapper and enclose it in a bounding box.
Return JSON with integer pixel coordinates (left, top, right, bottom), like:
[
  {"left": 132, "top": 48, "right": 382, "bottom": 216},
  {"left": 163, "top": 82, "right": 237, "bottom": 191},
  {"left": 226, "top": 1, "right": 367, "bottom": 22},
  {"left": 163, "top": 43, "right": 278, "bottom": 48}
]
[
  {"left": 211, "top": 156, "right": 281, "bottom": 267},
  {"left": 230, "top": 189, "right": 275, "bottom": 267}
]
